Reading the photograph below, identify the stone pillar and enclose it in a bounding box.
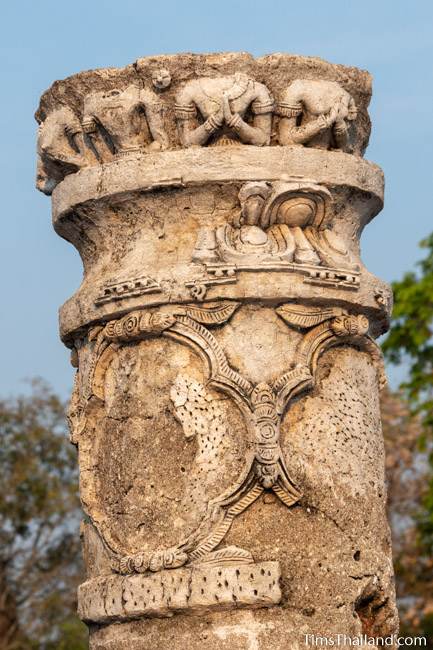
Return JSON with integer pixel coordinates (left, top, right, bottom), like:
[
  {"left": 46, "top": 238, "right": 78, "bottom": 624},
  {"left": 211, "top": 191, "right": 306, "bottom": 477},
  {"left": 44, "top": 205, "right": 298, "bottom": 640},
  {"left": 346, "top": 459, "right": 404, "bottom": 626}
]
[{"left": 36, "top": 53, "right": 399, "bottom": 649}]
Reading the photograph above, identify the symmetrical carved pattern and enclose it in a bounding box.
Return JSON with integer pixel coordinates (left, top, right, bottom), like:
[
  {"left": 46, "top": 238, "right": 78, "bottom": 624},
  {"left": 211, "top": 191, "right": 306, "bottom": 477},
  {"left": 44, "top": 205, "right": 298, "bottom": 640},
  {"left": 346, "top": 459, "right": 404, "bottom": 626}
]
[
  {"left": 190, "top": 176, "right": 359, "bottom": 297},
  {"left": 38, "top": 52, "right": 398, "bottom": 641},
  {"left": 69, "top": 301, "right": 385, "bottom": 577},
  {"left": 175, "top": 73, "right": 273, "bottom": 147}
]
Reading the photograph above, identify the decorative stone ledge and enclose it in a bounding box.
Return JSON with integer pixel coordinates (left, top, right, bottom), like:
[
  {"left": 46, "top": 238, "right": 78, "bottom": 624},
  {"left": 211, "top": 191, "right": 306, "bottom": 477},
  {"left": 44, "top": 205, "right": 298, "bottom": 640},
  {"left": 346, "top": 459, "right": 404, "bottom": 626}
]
[
  {"left": 51, "top": 146, "right": 383, "bottom": 225},
  {"left": 78, "top": 561, "right": 281, "bottom": 623},
  {"left": 36, "top": 52, "right": 373, "bottom": 199}
]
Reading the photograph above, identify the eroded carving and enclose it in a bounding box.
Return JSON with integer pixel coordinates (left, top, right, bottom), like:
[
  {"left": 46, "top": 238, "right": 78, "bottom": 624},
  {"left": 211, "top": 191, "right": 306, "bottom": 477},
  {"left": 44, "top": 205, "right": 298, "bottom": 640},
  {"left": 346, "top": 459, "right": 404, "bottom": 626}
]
[
  {"left": 103, "top": 309, "right": 176, "bottom": 342},
  {"left": 95, "top": 274, "right": 163, "bottom": 305},
  {"left": 68, "top": 302, "right": 384, "bottom": 578},
  {"left": 277, "top": 80, "right": 357, "bottom": 151},
  {"left": 151, "top": 67, "right": 172, "bottom": 90},
  {"left": 182, "top": 301, "right": 240, "bottom": 325},
  {"left": 78, "top": 561, "right": 281, "bottom": 623},
  {"left": 35, "top": 55, "right": 371, "bottom": 205},
  {"left": 82, "top": 84, "right": 169, "bottom": 159},
  {"left": 38, "top": 52, "right": 396, "bottom": 643},
  {"left": 190, "top": 545, "right": 254, "bottom": 567},
  {"left": 191, "top": 177, "right": 359, "bottom": 292},
  {"left": 36, "top": 107, "right": 87, "bottom": 195},
  {"left": 276, "top": 304, "right": 347, "bottom": 329},
  {"left": 175, "top": 73, "right": 273, "bottom": 147}
]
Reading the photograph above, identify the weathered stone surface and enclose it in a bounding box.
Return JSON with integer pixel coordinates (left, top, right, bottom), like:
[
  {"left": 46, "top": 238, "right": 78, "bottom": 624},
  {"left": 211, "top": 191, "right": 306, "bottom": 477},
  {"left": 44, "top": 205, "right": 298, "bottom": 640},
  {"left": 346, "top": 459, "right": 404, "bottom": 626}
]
[
  {"left": 78, "top": 561, "right": 281, "bottom": 623},
  {"left": 36, "top": 52, "right": 398, "bottom": 648}
]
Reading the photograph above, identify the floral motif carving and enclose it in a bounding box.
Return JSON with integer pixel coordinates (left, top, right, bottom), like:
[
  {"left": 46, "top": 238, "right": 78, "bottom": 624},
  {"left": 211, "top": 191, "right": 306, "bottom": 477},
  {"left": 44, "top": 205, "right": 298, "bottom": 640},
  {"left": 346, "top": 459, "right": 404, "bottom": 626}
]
[
  {"left": 276, "top": 304, "right": 346, "bottom": 329},
  {"left": 191, "top": 177, "right": 359, "bottom": 292}
]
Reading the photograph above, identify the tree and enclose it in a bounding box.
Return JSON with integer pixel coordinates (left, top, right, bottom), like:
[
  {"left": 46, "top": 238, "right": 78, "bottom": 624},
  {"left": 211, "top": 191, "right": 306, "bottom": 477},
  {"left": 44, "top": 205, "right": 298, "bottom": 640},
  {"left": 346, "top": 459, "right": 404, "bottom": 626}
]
[
  {"left": 383, "top": 234, "right": 433, "bottom": 552},
  {"left": 381, "top": 390, "right": 433, "bottom": 643},
  {"left": 382, "top": 233, "right": 433, "bottom": 644},
  {"left": 0, "top": 380, "right": 87, "bottom": 650},
  {"left": 383, "top": 234, "right": 433, "bottom": 433}
]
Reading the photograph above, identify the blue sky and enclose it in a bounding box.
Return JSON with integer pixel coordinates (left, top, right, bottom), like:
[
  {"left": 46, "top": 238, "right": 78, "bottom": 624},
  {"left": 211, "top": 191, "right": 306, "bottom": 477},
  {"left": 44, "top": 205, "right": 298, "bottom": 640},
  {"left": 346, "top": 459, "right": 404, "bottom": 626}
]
[{"left": 1, "top": 0, "right": 432, "bottom": 397}]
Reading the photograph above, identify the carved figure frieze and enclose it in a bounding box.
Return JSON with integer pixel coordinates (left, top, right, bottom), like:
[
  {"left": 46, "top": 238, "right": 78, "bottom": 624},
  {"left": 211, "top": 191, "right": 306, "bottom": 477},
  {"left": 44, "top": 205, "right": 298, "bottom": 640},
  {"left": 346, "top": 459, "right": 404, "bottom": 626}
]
[
  {"left": 35, "top": 66, "right": 369, "bottom": 200},
  {"left": 36, "top": 85, "right": 169, "bottom": 193},
  {"left": 68, "top": 301, "right": 385, "bottom": 578},
  {"left": 175, "top": 73, "right": 273, "bottom": 147},
  {"left": 82, "top": 84, "right": 169, "bottom": 160},
  {"left": 277, "top": 80, "right": 357, "bottom": 151}
]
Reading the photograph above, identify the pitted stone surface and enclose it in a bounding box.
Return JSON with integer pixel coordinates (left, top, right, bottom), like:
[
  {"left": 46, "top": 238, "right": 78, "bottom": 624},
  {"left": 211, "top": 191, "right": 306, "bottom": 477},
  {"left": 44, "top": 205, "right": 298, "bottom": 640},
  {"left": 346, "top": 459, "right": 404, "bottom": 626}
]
[
  {"left": 78, "top": 561, "right": 281, "bottom": 623},
  {"left": 37, "top": 51, "right": 398, "bottom": 649}
]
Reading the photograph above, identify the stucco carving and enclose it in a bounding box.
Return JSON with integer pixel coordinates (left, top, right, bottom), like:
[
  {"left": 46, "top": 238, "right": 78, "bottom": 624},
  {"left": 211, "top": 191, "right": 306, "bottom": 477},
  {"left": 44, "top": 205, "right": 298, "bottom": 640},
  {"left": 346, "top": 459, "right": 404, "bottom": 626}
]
[
  {"left": 95, "top": 275, "right": 162, "bottom": 305},
  {"left": 277, "top": 79, "right": 357, "bottom": 151},
  {"left": 190, "top": 177, "right": 359, "bottom": 298},
  {"left": 175, "top": 73, "right": 273, "bottom": 147},
  {"left": 151, "top": 68, "right": 172, "bottom": 90},
  {"left": 37, "top": 52, "right": 397, "bottom": 648},
  {"left": 193, "top": 177, "right": 353, "bottom": 268},
  {"left": 78, "top": 561, "right": 281, "bottom": 623},
  {"left": 67, "top": 303, "right": 385, "bottom": 583},
  {"left": 82, "top": 84, "right": 168, "bottom": 159},
  {"left": 35, "top": 55, "right": 372, "bottom": 196},
  {"left": 36, "top": 106, "right": 87, "bottom": 195}
]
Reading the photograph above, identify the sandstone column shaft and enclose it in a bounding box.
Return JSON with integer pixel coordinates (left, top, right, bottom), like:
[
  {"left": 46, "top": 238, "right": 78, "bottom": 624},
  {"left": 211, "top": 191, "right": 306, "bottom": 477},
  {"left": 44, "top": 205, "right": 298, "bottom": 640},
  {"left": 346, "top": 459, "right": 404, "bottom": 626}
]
[{"left": 36, "top": 52, "right": 398, "bottom": 649}]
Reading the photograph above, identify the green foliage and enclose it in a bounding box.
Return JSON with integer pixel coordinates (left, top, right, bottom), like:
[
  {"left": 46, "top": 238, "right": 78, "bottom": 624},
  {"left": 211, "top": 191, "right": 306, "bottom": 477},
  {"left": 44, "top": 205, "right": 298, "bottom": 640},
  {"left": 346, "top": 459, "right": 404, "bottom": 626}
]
[
  {"left": 383, "top": 234, "right": 433, "bottom": 554},
  {"left": 0, "top": 380, "right": 87, "bottom": 650},
  {"left": 383, "top": 233, "right": 433, "bottom": 429}
]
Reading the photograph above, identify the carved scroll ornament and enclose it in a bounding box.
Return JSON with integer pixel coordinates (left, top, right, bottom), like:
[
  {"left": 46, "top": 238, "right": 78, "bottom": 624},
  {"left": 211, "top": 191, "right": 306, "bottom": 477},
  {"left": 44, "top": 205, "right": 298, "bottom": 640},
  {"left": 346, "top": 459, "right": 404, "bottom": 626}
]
[
  {"left": 68, "top": 301, "right": 385, "bottom": 577},
  {"left": 190, "top": 177, "right": 359, "bottom": 298}
]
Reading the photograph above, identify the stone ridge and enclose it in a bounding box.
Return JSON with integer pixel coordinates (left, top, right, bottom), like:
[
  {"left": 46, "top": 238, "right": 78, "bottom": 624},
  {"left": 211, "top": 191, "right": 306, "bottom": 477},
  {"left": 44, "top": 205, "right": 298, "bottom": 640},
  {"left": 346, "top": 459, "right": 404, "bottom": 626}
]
[{"left": 78, "top": 561, "right": 282, "bottom": 623}]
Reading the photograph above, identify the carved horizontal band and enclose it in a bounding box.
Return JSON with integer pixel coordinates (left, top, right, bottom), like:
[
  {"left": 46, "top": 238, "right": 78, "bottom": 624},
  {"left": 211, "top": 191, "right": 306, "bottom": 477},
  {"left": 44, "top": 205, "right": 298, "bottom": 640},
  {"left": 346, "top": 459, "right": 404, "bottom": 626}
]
[
  {"left": 37, "top": 63, "right": 368, "bottom": 195},
  {"left": 78, "top": 561, "right": 281, "bottom": 623},
  {"left": 52, "top": 146, "right": 383, "bottom": 225}
]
